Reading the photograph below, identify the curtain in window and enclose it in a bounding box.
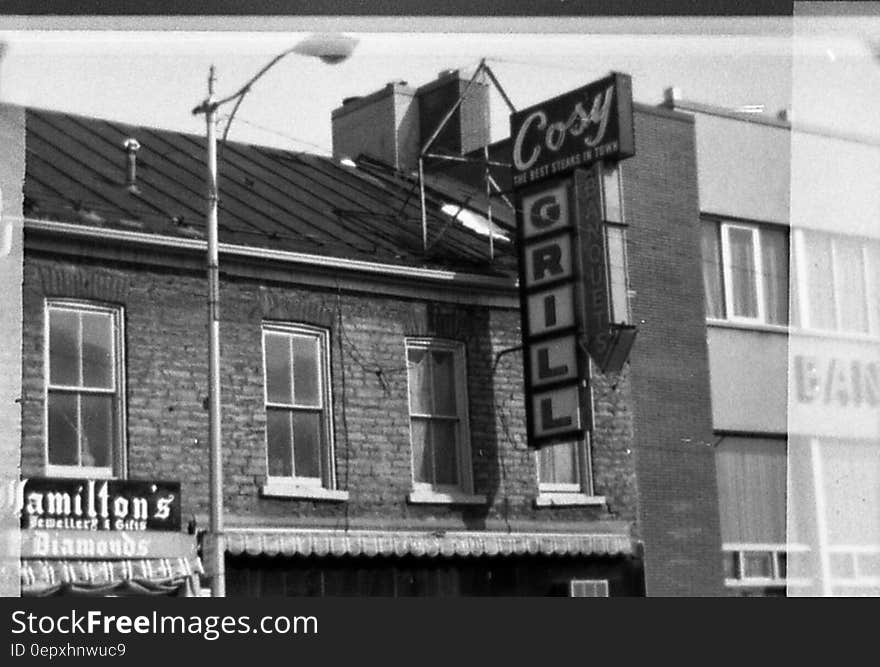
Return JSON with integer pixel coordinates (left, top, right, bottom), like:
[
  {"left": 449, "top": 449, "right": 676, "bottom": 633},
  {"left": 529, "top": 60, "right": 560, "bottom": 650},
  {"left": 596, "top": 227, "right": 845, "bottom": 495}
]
[
  {"left": 407, "top": 347, "right": 459, "bottom": 487},
  {"left": 700, "top": 222, "right": 725, "bottom": 319},
  {"left": 804, "top": 231, "right": 837, "bottom": 330},
  {"left": 539, "top": 440, "right": 578, "bottom": 486},
  {"left": 715, "top": 437, "right": 787, "bottom": 544},
  {"left": 834, "top": 237, "right": 869, "bottom": 333},
  {"left": 760, "top": 227, "right": 789, "bottom": 325},
  {"left": 819, "top": 439, "right": 880, "bottom": 546},
  {"left": 727, "top": 227, "right": 759, "bottom": 318},
  {"left": 869, "top": 242, "right": 880, "bottom": 334}
]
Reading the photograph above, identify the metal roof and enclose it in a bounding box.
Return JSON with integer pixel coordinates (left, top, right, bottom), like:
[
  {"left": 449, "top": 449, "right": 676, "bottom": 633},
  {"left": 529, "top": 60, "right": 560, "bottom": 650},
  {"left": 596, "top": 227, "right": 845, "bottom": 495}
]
[{"left": 23, "top": 107, "right": 517, "bottom": 277}]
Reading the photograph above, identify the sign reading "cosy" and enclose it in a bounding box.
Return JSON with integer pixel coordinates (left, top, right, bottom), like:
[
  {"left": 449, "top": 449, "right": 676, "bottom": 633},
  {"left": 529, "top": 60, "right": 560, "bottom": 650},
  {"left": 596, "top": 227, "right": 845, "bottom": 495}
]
[{"left": 510, "top": 72, "right": 635, "bottom": 188}]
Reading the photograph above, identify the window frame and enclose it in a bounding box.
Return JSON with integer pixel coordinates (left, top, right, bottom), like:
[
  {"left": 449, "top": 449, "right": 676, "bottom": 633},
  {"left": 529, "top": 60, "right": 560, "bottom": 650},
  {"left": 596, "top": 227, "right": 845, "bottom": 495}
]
[
  {"left": 536, "top": 438, "right": 588, "bottom": 494},
  {"left": 703, "top": 217, "right": 792, "bottom": 329},
  {"left": 404, "top": 337, "right": 474, "bottom": 496},
  {"left": 793, "top": 228, "right": 880, "bottom": 337},
  {"left": 261, "top": 322, "right": 337, "bottom": 491},
  {"left": 43, "top": 299, "right": 126, "bottom": 479},
  {"left": 721, "top": 221, "right": 766, "bottom": 324}
]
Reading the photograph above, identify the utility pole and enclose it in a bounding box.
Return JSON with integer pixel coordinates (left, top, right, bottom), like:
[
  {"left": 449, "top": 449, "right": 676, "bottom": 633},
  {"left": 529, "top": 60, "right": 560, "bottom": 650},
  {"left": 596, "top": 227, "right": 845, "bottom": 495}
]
[{"left": 204, "top": 65, "right": 225, "bottom": 598}]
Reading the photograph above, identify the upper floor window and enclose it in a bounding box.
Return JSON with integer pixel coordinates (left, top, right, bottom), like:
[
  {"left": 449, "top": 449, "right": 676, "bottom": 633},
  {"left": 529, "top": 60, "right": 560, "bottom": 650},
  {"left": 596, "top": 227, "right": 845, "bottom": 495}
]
[
  {"left": 701, "top": 219, "right": 789, "bottom": 325},
  {"left": 263, "top": 324, "right": 335, "bottom": 489},
  {"left": 45, "top": 301, "right": 124, "bottom": 477},
  {"left": 537, "top": 440, "right": 582, "bottom": 492},
  {"left": 405, "top": 339, "right": 473, "bottom": 494},
  {"left": 795, "top": 229, "right": 880, "bottom": 335}
]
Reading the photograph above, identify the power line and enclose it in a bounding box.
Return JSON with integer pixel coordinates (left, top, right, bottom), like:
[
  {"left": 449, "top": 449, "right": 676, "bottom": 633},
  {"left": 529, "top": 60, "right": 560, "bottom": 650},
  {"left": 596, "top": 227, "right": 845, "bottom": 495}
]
[{"left": 225, "top": 115, "right": 334, "bottom": 155}]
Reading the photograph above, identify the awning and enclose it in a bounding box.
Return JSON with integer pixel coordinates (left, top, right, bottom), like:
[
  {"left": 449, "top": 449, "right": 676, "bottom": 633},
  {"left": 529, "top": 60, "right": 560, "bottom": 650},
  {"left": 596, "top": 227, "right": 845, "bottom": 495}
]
[
  {"left": 21, "top": 556, "right": 204, "bottom": 597},
  {"left": 225, "top": 529, "right": 632, "bottom": 559}
]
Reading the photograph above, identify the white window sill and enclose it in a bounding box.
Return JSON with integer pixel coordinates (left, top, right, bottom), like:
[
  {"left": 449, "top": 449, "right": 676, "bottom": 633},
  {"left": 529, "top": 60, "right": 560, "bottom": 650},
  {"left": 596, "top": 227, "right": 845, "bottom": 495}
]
[
  {"left": 535, "top": 493, "right": 606, "bottom": 508},
  {"left": 706, "top": 318, "right": 789, "bottom": 335},
  {"left": 44, "top": 466, "right": 115, "bottom": 479},
  {"left": 260, "top": 480, "right": 349, "bottom": 502},
  {"left": 407, "top": 489, "right": 487, "bottom": 506}
]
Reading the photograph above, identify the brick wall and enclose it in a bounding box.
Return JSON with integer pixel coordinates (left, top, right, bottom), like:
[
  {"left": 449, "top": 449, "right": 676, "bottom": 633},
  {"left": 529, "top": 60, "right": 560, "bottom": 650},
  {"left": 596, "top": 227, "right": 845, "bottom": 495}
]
[
  {"left": 623, "top": 105, "right": 726, "bottom": 596},
  {"left": 19, "top": 105, "right": 725, "bottom": 595},
  {"left": 20, "top": 252, "right": 638, "bottom": 535}
]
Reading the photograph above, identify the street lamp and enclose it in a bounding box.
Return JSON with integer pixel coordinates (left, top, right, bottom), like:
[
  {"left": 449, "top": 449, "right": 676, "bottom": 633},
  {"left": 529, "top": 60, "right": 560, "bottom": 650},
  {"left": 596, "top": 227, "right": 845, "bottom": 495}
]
[{"left": 192, "top": 33, "right": 357, "bottom": 598}]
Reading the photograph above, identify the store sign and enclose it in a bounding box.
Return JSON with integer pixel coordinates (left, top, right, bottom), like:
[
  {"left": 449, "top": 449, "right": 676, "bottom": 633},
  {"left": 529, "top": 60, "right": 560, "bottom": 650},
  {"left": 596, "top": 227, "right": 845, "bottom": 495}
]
[
  {"left": 517, "top": 176, "right": 593, "bottom": 445},
  {"left": 789, "top": 335, "right": 880, "bottom": 439},
  {"left": 512, "top": 73, "right": 637, "bottom": 447},
  {"left": 19, "top": 478, "right": 180, "bottom": 532},
  {"left": 20, "top": 529, "right": 197, "bottom": 560},
  {"left": 510, "top": 72, "right": 635, "bottom": 187},
  {"left": 794, "top": 355, "right": 878, "bottom": 408}
]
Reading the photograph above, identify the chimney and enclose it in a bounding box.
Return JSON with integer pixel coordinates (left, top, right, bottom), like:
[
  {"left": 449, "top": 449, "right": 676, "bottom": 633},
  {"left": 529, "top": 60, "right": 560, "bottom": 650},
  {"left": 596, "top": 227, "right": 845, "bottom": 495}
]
[
  {"left": 331, "top": 80, "right": 420, "bottom": 171},
  {"left": 331, "top": 69, "right": 491, "bottom": 172},
  {"left": 417, "top": 69, "right": 490, "bottom": 159}
]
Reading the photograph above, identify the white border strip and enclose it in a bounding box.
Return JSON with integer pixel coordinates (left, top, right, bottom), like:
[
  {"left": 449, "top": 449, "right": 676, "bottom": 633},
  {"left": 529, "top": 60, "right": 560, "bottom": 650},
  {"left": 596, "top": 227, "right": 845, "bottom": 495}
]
[{"left": 25, "top": 218, "right": 518, "bottom": 290}]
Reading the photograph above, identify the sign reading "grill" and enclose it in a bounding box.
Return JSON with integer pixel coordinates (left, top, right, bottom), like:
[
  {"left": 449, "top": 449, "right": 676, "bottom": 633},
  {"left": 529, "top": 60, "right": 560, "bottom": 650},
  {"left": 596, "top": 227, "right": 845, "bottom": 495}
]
[
  {"left": 512, "top": 72, "right": 636, "bottom": 448},
  {"left": 517, "top": 176, "right": 596, "bottom": 444}
]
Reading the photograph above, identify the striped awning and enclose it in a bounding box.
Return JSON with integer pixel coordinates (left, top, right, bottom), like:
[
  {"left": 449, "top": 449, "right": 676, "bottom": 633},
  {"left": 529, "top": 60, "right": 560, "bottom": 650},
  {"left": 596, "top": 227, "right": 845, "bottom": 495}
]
[
  {"left": 225, "top": 529, "right": 632, "bottom": 559},
  {"left": 21, "top": 556, "right": 204, "bottom": 597}
]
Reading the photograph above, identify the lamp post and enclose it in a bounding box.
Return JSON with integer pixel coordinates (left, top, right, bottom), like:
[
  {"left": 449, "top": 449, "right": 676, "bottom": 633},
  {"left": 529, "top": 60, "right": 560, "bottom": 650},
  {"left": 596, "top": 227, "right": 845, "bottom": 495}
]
[{"left": 192, "top": 33, "right": 357, "bottom": 597}]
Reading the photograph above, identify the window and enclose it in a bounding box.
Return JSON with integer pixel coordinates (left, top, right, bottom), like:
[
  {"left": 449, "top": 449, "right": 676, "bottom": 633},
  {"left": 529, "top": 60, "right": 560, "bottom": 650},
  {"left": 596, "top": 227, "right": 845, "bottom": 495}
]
[
  {"left": 263, "top": 324, "right": 336, "bottom": 490},
  {"left": 535, "top": 437, "right": 604, "bottom": 506},
  {"left": 538, "top": 440, "right": 582, "bottom": 492},
  {"left": 701, "top": 219, "right": 789, "bottom": 326},
  {"left": 45, "top": 301, "right": 124, "bottom": 477},
  {"left": 796, "top": 230, "right": 879, "bottom": 335},
  {"left": 405, "top": 339, "right": 473, "bottom": 495},
  {"left": 715, "top": 436, "right": 792, "bottom": 594},
  {"left": 606, "top": 225, "right": 631, "bottom": 325}
]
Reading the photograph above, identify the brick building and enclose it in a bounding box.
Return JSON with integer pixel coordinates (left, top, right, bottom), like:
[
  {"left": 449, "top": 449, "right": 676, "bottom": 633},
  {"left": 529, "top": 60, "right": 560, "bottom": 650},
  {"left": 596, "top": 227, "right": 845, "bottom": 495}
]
[
  {"left": 664, "top": 90, "right": 880, "bottom": 596},
  {"left": 6, "top": 69, "right": 724, "bottom": 596}
]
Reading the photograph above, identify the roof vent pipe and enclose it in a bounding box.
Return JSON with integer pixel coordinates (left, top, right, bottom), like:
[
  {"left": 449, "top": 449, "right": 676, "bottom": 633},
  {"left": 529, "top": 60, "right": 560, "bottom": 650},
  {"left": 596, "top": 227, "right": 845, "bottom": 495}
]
[
  {"left": 123, "top": 138, "right": 141, "bottom": 192},
  {"left": 662, "top": 87, "right": 682, "bottom": 107}
]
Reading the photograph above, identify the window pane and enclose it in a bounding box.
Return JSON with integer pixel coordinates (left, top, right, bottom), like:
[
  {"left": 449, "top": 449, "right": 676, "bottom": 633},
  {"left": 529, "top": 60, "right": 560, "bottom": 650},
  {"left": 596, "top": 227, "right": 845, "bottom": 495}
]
[
  {"left": 790, "top": 239, "right": 800, "bottom": 327},
  {"left": 407, "top": 348, "right": 430, "bottom": 414},
  {"left": 607, "top": 226, "right": 629, "bottom": 324},
  {"left": 728, "top": 227, "right": 758, "bottom": 318},
  {"left": 804, "top": 232, "right": 836, "bottom": 329},
  {"left": 431, "top": 351, "right": 456, "bottom": 416},
  {"left": 411, "top": 418, "right": 430, "bottom": 483},
  {"left": 835, "top": 237, "right": 868, "bottom": 333},
  {"left": 265, "top": 334, "right": 292, "bottom": 404},
  {"left": 81, "top": 394, "right": 114, "bottom": 468},
  {"left": 266, "top": 408, "right": 292, "bottom": 477},
  {"left": 81, "top": 311, "right": 114, "bottom": 388},
  {"left": 701, "top": 222, "right": 725, "bottom": 319},
  {"left": 49, "top": 309, "right": 79, "bottom": 386},
  {"left": 47, "top": 391, "right": 78, "bottom": 465},
  {"left": 292, "top": 411, "right": 322, "bottom": 479},
  {"left": 869, "top": 242, "right": 880, "bottom": 334},
  {"left": 760, "top": 228, "right": 789, "bottom": 325},
  {"left": 292, "top": 335, "right": 320, "bottom": 406},
  {"left": 743, "top": 552, "right": 774, "bottom": 579},
  {"left": 602, "top": 164, "right": 622, "bottom": 223},
  {"left": 431, "top": 420, "right": 458, "bottom": 486},
  {"left": 539, "top": 440, "right": 578, "bottom": 485}
]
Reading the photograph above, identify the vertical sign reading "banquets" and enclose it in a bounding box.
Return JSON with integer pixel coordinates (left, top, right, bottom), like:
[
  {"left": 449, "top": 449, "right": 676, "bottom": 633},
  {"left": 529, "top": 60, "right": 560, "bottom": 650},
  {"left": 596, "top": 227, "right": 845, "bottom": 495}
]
[{"left": 511, "top": 73, "right": 635, "bottom": 447}]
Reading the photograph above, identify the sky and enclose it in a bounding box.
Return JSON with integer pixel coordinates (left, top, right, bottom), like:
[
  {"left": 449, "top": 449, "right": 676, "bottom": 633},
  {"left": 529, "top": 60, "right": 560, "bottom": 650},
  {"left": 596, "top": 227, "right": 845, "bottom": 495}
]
[{"left": 0, "top": 13, "right": 877, "bottom": 155}]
